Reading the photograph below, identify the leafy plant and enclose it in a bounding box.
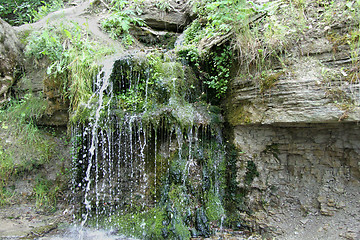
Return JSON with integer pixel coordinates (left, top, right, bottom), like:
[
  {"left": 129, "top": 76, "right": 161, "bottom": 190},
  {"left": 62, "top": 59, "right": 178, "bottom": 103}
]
[
  {"left": 110, "top": 0, "right": 129, "bottom": 11},
  {"left": 26, "top": 22, "right": 113, "bottom": 111},
  {"left": 101, "top": 9, "right": 145, "bottom": 42},
  {"left": 204, "top": 45, "right": 233, "bottom": 98},
  {"left": 25, "top": 27, "right": 64, "bottom": 61},
  {"left": 184, "top": 0, "right": 250, "bottom": 47},
  {"left": 177, "top": 44, "right": 232, "bottom": 99},
  {"left": 155, "top": 0, "right": 171, "bottom": 11},
  {"left": 0, "top": 0, "right": 64, "bottom": 25},
  {"left": 31, "top": 0, "right": 64, "bottom": 22}
]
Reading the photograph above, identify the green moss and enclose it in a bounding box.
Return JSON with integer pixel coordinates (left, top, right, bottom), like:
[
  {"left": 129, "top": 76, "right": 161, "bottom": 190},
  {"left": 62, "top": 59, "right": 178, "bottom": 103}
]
[
  {"left": 264, "top": 144, "right": 280, "bottom": 159},
  {"left": 33, "top": 176, "right": 59, "bottom": 212},
  {"left": 0, "top": 146, "right": 14, "bottom": 205},
  {"left": 205, "top": 190, "right": 225, "bottom": 223},
  {"left": 259, "top": 70, "right": 283, "bottom": 93},
  {"left": 107, "top": 207, "right": 165, "bottom": 239},
  {"left": 168, "top": 154, "right": 187, "bottom": 185},
  {"left": 226, "top": 101, "right": 252, "bottom": 126},
  {"left": 104, "top": 205, "right": 191, "bottom": 240},
  {"left": 244, "top": 161, "right": 259, "bottom": 186}
]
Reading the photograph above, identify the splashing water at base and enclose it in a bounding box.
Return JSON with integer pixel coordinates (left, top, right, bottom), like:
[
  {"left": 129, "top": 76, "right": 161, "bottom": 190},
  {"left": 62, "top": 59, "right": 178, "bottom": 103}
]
[{"left": 37, "top": 226, "right": 138, "bottom": 240}]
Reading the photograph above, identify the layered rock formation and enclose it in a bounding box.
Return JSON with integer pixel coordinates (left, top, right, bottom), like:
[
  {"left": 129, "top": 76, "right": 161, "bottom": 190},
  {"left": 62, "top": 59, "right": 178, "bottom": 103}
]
[
  {"left": 225, "top": 7, "right": 360, "bottom": 239},
  {"left": 139, "top": 0, "right": 191, "bottom": 32}
]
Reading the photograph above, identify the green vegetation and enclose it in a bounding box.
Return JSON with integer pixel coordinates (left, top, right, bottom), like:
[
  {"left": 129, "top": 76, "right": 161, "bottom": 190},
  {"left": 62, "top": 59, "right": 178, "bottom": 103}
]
[
  {"left": 4, "top": 93, "right": 48, "bottom": 123},
  {"left": 34, "top": 177, "right": 60, "bottom": 212},
  {"left": 244, "top": 160, "right": 259, "bottom": 186},
  {"left": 99, "top": 0, "right": 147, "bottom": 45},
  {"left": 25, "top": 22, "right": 113, "bottom": 111},
  {"left": 203, "top": 45, "right": 233, "bottom": 99},
  {"left": 258, "top": 70, "right": 284, "bottom": 93},
  {"left": 0, "top": 0, "right": 64, "bottom": 25},
  {"left": 0, "top": 146, "right": 15, "bottom": 206},
  {"left": 226, "top": 101, "right": 252, "bottom": 126},
  {"left": 184, "top": 0, "right": 248, "bottom": 47},
  {"left": 176, "top": 0, "right": 303, "bottom": 98},
  {"left": 0, "top": 94, "right": 60, "bottom": 208},
  {"left": 155, "top": 0, "right": 171, "bottom": 11},
  {"left": 101, "top": 9, "right": 145, "bottom": 44},
  {"left": 31, "top": 0, "right": 64, "bottom": 22},
  {"left": 0, "top": 94, "right": 52, "bottom": 163},
  {"left": 223, "top": 144, "right": 245, "bottom": 229},
  {"left": 103, "top": 205, "right": 190, "bottom": 240},
  {"left": 205, "top": 189, "right": 225, "bottom": 222}
]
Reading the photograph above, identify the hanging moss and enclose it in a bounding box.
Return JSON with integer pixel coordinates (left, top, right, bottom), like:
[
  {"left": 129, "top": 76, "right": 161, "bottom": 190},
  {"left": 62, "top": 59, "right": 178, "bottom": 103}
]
[
  {"left": 244, "top": 160, "right": 259, "bottom": 186},
  {"left": 71, "top": 50, "right": 230, "bottom": 239},
  {"left": 205, "top": 189, "right": 225, "bottom": 223},
  {"left": 226, "top": 101, "right": 252, "bottom": 126}
]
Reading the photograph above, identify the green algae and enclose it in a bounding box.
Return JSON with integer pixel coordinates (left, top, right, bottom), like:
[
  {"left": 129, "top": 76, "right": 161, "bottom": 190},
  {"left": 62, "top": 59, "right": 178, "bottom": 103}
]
[
  {"left": 226, "top": 101, "right": 252, "bottom": 126},
  {"left": 72, "top": 51, "right": 232, "bottom": 239}
]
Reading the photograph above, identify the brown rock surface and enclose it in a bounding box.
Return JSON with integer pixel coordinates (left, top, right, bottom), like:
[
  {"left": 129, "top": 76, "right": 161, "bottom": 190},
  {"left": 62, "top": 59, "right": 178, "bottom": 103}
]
[{"left": 0, "top": 18, "right": 23, "bottom": 105}]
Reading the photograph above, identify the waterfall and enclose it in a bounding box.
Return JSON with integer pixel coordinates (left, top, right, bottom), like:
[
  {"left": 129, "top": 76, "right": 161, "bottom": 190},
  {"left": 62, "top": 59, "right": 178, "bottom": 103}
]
[{"left": 71, "top": 52, "right": 227, "bottom": 239}]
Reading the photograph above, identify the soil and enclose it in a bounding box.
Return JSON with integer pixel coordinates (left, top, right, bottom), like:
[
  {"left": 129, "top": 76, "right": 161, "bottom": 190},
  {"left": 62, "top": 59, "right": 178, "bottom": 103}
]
[{"left": 0, "top": 203, "right": 71, "bottom": 239}]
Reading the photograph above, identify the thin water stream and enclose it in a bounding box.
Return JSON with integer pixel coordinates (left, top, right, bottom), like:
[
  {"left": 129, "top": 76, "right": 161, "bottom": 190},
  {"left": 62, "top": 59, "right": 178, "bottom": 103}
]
[{"left": 70, "top": 50, "right": 228, "bottom": 239}]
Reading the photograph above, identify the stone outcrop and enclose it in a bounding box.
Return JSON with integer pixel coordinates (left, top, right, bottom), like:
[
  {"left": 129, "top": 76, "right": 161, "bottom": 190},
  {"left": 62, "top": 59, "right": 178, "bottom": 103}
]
[
  {"left": 128, "top": 0, "right": 191, "bottom": 46},
  {"left": 232, "top": 123, "right": 360, "bottom": 239},
  {"left": 0, "top": 18, "right": 23, "bottom": 105},
  {"left": 139, "top": 0, "right": 191, "bottom": 32},
  {"left": 225, "top": 8, "right": 360, "bottom": 239},
  {"left": 226, "top": 50, "right": 360, "bottom": 125}
]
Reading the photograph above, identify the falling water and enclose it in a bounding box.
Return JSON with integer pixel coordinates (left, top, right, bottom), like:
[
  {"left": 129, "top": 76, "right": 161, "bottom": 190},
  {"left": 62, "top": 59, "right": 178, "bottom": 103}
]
[{"left": 71, "top": 52, "right": 227, "bottom": 239}]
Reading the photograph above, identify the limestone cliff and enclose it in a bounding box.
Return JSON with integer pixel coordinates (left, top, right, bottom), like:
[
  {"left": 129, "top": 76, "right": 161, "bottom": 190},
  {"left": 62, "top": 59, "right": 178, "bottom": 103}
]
[{"left": 225, "top": 1, "right": 360, "bottom": 239}]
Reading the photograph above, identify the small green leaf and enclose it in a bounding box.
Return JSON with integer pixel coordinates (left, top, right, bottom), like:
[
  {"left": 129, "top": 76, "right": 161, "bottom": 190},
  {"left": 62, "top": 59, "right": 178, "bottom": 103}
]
[{"left": 63, "top": 29, "right": 72, "bottom": 39}]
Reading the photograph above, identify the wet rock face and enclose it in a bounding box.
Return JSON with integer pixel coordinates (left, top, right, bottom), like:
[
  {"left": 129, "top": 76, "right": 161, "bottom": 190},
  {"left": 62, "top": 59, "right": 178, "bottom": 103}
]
[{"left": 0, "top": 18, "right": 23, "bottom": 104}]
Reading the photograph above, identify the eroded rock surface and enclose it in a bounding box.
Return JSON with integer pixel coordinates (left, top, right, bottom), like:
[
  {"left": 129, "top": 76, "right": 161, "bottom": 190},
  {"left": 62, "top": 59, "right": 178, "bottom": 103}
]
[
  {"left": 139, "top": 0, "right": 191, "bottom": 32},
  {"left": 232, "top": 123, "right": 360, "bottom": 239},
  {"left": 226, "top": 11, "right": 360, "bottom": 240},
  {"left": 226, "top": 58, "right": 360, "bottom": 125},
  {"left": 0, "top": 18, "right": 23, "bottom": 105}
]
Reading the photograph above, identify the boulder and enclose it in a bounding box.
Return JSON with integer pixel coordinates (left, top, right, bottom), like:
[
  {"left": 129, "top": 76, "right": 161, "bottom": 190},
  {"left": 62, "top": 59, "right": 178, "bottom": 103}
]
[
  {"left": 0, "top": 18, "right": 23, "bottom": 105},
  {"left": 139, "top": 0, "right": 191, "bottom": 32}
]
